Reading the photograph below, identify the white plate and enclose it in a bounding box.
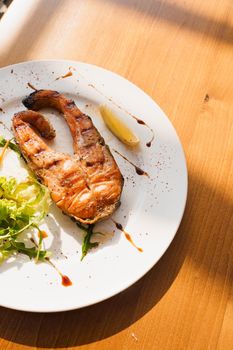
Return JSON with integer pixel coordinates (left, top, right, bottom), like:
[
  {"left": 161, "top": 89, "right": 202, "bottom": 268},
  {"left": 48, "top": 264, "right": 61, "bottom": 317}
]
[{"left": 0, "top": 60, "right": 187, "bottom": 312}]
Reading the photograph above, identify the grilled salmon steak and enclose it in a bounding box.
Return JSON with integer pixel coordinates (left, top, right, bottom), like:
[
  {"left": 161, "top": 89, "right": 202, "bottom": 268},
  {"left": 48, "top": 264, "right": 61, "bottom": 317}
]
[{"left": 12, "top": 90, "right": 124, "bottom": 224}]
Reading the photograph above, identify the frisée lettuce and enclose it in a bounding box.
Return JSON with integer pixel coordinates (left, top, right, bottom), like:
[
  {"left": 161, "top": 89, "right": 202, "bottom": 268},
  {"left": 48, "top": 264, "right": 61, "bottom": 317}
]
[{"left": 0, "top": 176, "right": 51, "bottom": 263}]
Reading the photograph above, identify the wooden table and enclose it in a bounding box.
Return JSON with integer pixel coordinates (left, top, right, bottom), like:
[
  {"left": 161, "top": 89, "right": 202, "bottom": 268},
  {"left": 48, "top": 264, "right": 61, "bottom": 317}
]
[{"left": 0, "top": 0, "right": 232, "bottom": 349}]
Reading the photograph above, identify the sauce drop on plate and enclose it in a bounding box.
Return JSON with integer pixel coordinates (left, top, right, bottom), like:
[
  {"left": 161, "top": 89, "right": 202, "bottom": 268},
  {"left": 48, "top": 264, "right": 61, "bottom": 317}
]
[
  {"left": 113, "top": 220, "right": 143, "bottom": 253},
  {"left": 61, "top": 275, "right": 72, "bottom": 287},
  {"left": 55, "top": 71, "right": 73, "bottom": 80},
  {"left": 124, "top": 233, "right": 143, "bottom": 252}
]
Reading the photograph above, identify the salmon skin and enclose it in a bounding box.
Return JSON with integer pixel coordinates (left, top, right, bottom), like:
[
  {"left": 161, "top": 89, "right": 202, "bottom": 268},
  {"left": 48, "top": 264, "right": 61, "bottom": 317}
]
[{"left": 12, "top": 90, "right": 124, "bottom": 224}]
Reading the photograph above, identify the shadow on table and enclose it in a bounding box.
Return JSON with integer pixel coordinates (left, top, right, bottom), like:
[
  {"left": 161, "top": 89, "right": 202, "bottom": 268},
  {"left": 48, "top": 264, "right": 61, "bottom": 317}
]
[
  {"left": 0, "top": 171, "right": 232, "bottom": 347},
  {"left": 106, "top": 0, "right": 233, "bottom": 45},
  {"left": 0, "top": 0, "right": 232, "bottom": 68}
]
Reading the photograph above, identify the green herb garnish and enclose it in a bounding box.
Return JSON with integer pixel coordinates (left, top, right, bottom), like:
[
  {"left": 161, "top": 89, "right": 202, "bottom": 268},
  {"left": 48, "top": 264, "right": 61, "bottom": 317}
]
[
  {"left": 0, "top": 176, "right": 51, "bottom": 263},
  {"left": 76, "top": 222, "right": 99, "bottom": 260},
  {"left": 0, "top": 136, "right": 20, "bottom": 155}
]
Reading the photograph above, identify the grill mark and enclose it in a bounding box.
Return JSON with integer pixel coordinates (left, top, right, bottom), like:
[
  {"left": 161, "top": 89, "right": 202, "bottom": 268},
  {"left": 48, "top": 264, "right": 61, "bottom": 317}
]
[
  {"left": 86, "top": 161, "right": 94, "bottom": 167},
  {"left": 86, "top": 158, "right": 104, "bottom": 167},
  {"left": 56, "top": 198, "right": 65, "bottom": 206},
  {"left": 75, "top": 114, "right": 84, "bottom": 121},
  {"left": 81, "top": 126, "right": 93, "bottom": 133},
  {"left": 44, "top": 159, "right": 61, "bottom": 169},
  {"left": 33, "top": 148, "right": 46, "bottom": 156},
  {"left": 60, "top": 171, "right": 80, "bottom": 186},
  {"left": 52, "top": 91, "right": 59, "bottom": 97},
  {"left": 82, "top": 143, "right": 96, "bottom": 149},
  {"left": 22, "top": 136, "right": 31, "bottom": 144},
  {"left": 66, "top": 101, "right": 75, "bottom": 108},
  {"left": 67, "top": 198, "right": 78, "bottom": 211},
  {"left": 15, "top": 124, "right": 28, "bottom": 133}
]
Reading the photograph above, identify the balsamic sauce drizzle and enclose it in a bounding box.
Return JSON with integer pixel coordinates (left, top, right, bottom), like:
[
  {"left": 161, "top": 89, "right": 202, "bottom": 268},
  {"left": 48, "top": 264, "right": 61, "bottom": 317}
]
[
  {"left": 113, "top": 149, "right": 149, "bottom": 177},
  {"left": 27, "top": 82, "right": 38, "bottom": 91},
  {"left": 45, "top": 258, "right": 72, "bottom": 287},
  {"left": 55, "top": 70, "right": 73, "bottom": 81},
  {"left": 112, "top": 219, "right": 143, "bottom": 252},
  {"left": 30, "top": 237, "right": 72, "bottom": 287}
]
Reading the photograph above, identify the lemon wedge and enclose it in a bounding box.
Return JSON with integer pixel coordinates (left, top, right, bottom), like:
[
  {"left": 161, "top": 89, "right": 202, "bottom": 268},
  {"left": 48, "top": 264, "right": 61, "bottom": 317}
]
[{"left": 99, "top": 105, "right": 139, "bottom": 146}]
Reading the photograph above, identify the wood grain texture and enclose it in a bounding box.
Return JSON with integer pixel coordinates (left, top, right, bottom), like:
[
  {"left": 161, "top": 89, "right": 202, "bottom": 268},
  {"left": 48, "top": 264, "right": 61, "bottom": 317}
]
[{"left": 0, "top": 0, "right": 232, "bottom": 349}]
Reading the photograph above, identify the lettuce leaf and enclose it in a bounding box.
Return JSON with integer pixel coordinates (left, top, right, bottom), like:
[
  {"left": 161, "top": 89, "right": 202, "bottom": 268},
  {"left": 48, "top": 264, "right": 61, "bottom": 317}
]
[{"left": 0, "top": 176, "right": 51, "bottom": 263}]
